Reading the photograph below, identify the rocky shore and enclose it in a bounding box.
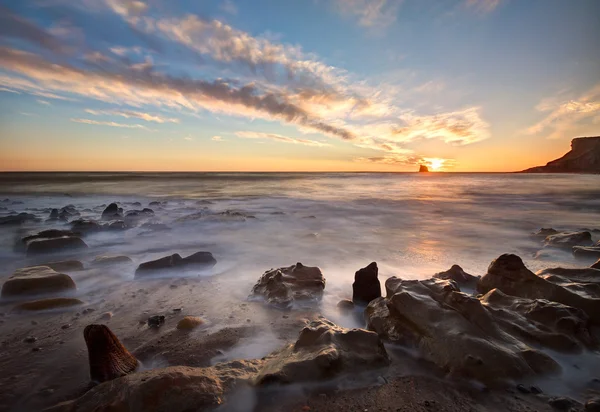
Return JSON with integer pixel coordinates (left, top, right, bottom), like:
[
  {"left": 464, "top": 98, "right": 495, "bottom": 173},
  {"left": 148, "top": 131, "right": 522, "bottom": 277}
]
[{"left": 1, "top": 199, "right": 600, "bottom": 412}]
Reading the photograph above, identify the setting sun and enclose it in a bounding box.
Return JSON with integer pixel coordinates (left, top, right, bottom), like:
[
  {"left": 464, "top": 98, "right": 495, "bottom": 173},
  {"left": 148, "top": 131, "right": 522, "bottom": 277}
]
[{"left": 425, "top": 158, "right": 446, "bottom": 171}]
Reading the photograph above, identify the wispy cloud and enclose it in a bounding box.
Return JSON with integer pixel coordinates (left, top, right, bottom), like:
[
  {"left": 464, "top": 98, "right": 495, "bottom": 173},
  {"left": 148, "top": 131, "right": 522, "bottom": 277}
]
[
  {"left": 183, "top": 135, "right": 193, "bottom": 141},
  {"left": 37, "top": 99, "right": 51, "bottom": 105},
  {"left": 235, "top": 131, "right": 331, "bottom": 147},
  {"left": 464, "top": 0, "right": 503, "bottom": 14},
  {"left": 212, "top": 135, "right": 224, "bottom": 141},
  {"left": 70, "top": 118, "right": 154, "bottom": 130},
  {"left": 331, "top": 0, "right": 401, "bottom": 30},
  {"left": 85, "top": 109, "right": 180, "bottom": 123},
  {"left": 526, "top": 83, "right": 600, "bottom": 139}
]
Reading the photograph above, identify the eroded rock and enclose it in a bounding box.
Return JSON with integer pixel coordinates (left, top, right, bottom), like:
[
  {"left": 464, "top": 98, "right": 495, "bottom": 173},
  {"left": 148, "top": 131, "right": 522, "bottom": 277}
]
[
  {"left": 477, "top": 254, "right": 600, "bottom": 323},
  {"left": 101, "top": 203, "right": 123, "bottom": 220},
  {"left": 366, "top": 276, "right": 561, "bottom": 384},
  {"left": 135, "top": 252, "right": 216, "bottom": 277},
  {"left": 433, "top": 264, "right": 479, "bottom": 288},
  {"left": 352, "top": 262, "right": 381, "bottom": 306},
  {"left": 545, "top": 231, "right": 592, "bottom": 249},
  {"left": 250, "top": 262, "right": 325, "bottom": 308},
  {"left": 1, "top": 266, "right": 76, "bottom": 297},
  {"left": 15, "top": 297, "right": 83, "bottom": 311},
  {"left": 0, "top": 212, "right": 38, "bottom": 225},
  {"left": 83, "top": 324, "right": 138, "bottom": 383},
  {"left": 176, "top": 316, "right": 205, "bottom": 330}
]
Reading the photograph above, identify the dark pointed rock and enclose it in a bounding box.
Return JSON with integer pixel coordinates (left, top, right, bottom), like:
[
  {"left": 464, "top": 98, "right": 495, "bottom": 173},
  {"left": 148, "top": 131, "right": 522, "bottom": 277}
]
[{"left": 352, "top": 262, "right": 381, "bottom": 306}]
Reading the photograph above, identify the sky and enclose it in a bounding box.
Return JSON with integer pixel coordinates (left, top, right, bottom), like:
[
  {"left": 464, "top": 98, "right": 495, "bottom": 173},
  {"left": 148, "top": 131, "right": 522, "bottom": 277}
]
[{"left": 0, "top": 0, "right": 599, "bottom": 172}]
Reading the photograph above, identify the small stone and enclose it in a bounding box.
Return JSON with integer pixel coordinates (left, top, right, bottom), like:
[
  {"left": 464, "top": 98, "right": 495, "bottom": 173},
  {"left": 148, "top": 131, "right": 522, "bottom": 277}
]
[
  {"left": 100, "top": 312, "right": 113, "bottom": 320},
  {"left": 176, "top": 316, "right": 205, "bottom": 330},
  {"left": 59, "top": 340, "right": 65, "bottom": 344},
  {"left": 282, "top": 315, "right": 289, "bottom": 319},
  {"left": 530, "top": 386, "right": 542, "bottom": 394},
  {"left": 173, "top": 308, "right": 182, "bottom": 312},
  {"left": 147, "top": 315, "right": 165, "bottom": 328},
  {"left": 40, "top": 388, "right": 54, "bottom": 396},
  {"left": 246, "top": 319, "right": 251, "bottom": 322},
  {"left": 23, "top": 336, "right": 37, "bottom": 343},
  {"left": 516, "top": 384, "right": 530, "bottom": 394},
  {"left": 61, "top": 324, "right": 71, "bottom": 329},
  {"left": 82, "top": 308, "right": 95, "bottom": 314},
  {"left": 170, "top": 284, "right": 177, "bottom": 289},
  {"left": 32, "top": 347, "right": 41, "bottom": 352},
  {"left": 31, "top": 320, "right": 38, "bottom": 325}
]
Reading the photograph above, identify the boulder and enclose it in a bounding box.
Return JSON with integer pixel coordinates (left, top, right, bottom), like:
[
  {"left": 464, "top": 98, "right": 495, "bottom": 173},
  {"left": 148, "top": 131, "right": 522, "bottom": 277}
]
[
  {"left": 433, "top": 264, "right": 479, "bottom": 287},
  {"left": 135, "top": 252, "right": 217, "bottom": 277},
  {"left": 477, "top": 254, "right": 600, "bottom": 323},
  {"left": 366, "top": 276, "right": 561, "bottom": 384},
  {"left": 545, "top": 231, "right": 592, "bottom": 249},
  {"left": 101, "top": 203, "right": 122, "bottom": 220},
  {"left": 92, "top": 255, "right": 133, "bottom": 266},
  {"left": 125, "top": 208, "right": 154, "bottom": 218},
  {"left": 352, "top": 262, "right": 381, "bottom": 305},
  {"left": 1, "top": 266, "right": 76, "bottom": 297},
  {"left": 26, "top": 236, "right": 87, "bottom": 256},
  {"left": 337, "top": 299, "right": 355, "bottom": 312},
  {"left": 22, "top": 229, "right": 81, "bottom": 245},
  {"left": 573, "top": 245, "right": 600, "bottom": 258},
  {"left": 0, "top": 212, "right": 38, "bottom": 225},
  {"left": 15, "top": 297, "right": 83, "bottom": 311},
  {"left": 250, "top": 262, "right": 325, "bottom": 308},
  {"left": 254, "top": 317, "right": 389, "bottom": 384},
  {"left": 37, "top": 260, "right": 84, "bottom": 272},
  {"left": 176, "top": 316, "right": 205, "bottom": 330},
  {"left": 70, "top": 219, "right": 103, "bottom": 233}
]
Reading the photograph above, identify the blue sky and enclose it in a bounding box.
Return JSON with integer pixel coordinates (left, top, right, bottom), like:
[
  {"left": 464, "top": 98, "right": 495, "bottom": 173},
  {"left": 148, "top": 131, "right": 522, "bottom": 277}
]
[{"left": 0, "top": 0, "right": 599, "bottom": 171}]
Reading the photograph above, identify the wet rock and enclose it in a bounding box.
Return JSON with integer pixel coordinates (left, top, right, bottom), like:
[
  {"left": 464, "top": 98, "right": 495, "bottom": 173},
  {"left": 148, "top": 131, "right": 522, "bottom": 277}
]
[
  {"left": 148, "top": 315, "right": 165, "bottom": 328},
  {"left": 92, "top": 255, "right": 132, "bottom": 266},
  {"left": 125, "top": 208, "right": 154, "bottom": 218},
  {"left": 15, "top": 297, "right": 84, "bottom": 311},
  {"left": 135, "top": 252, "right": 217, "bottom": 277},
  {"left": 477, "top": 254, "right": 600, "bottom": 323},
  {"left": 573, "top": 245, "right": 600, "bottom": 258},
  {"left": 366, "top": 276, "right": 562, "bottom": 384},
  {"left": 176, "top": 316, "right": 205, "bottom": 330},
  {"left": 530, "top": 385, "right": 542, "bottom": 394},
  {"left": 22, "top": 229, "right": 81, "bottom": 246},
  {"left": 70, "top": 219, "right": 102, "bottom": 233},
  {"left": 149, "top": 200, "right": 167, "bottom": 207},
  {"left": 0, "top": 212, "right": 38, "bottom": 225},
  {"left": 100, "top": 312, "right": 113, "bottom": 320},
  {"left": 83, "top": 324, "right": 139, "bottom": 383},
  {"left": 101, "top": 203, "right": 122, "bottom": 220},
  {"left": 254, "top": 317, "right": 389, "bottom": 384},
  {"left": 516, "top": 384, "right": 530, "bottom": 394},
  {"left": 250, "top": 262, "right": 326, "bottom": 309},
  {"left": 61, "top": 324, "right": 71, "bottom": 329},
  {"left": 23, "top": 336, "right": 37, "bottom": 343},
  {"left": 536, "top": 267, "right": 600, "bottom": 299},
  {"left": 1, "top": 266, "right": 76, "bottom": 297},
  {"left": 593, "top": 259, "right": 600, "bottom": 270},
  {"left": 586, "top": 398, "right": 600, "bottom": 411},
  {"left": 548, "top": 397, "right": 582, "bottom": 410},
  {"left": 26, "top": 236, "right": 87, "bottom": 256},
  {"left": 337, "top": 299, "right": 355, "bottom": 312},
  {"left": 533, "top": 228, "right": 559, "bottom": 238},
  {"left": 82, "top": 308, "right": 95, "bottom": 315},
  {"left": 352, "top": 262, "right": 381, "bottom": 306},
  {"left": 36, "top": 260, "right": 84, "bottom": 272},
  {"left": 49, "top": 209, "right": 59, "bottom": 219},
  {"left": 545, "top": 231, "right": 593, "bottom": 249},
  {"left": 433, "top": 264, "right": 479, "bottom": 287}
]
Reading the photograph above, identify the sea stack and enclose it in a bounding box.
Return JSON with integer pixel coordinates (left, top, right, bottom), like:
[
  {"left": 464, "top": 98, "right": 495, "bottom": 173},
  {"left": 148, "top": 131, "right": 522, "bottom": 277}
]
[{"left": 419, "top": 164, "right": 429, "bottom": 172}]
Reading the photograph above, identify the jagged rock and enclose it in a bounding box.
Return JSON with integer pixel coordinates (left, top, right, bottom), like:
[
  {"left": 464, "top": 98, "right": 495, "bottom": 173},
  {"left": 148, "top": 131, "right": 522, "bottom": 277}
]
[
  {"left": 26, "top": 236, "right": 87, "bottom": 256},
  {"left": 84, "top": 324, "right": 138, "bottom": 383},
  {"left": 176, "top": 316, "right": 205, "bottom": 330},
  {"left": 250, "top": 262, "right": 325, "bottom": 308},
  {"left": 548, "top": 397, "right": 582, "bottom": 410},
  {"left": 366, "top": 276, "right": 562, "bottom": 384},
  {"left": 101, "top": 203, "right": 122, "bottom": 220},
  {"left": 0, "top": 212, "right": 38, "bottom": 225},
  {"left": 254, "top": 317, "right": 389, "bottom": 384},
  {"left": 148, "top": 315, "right": 165, "bottom": 328},
  {"left": 536, "top": 267, "right": 600, "bottom": 299},
  {"left": 418, "top": 165, "right": 429, "bottom": 172},
  {"left": 57, "top": 205, "right": 79, "bottom": 221},
  {"left": 149, "top": 200, "right": 167, "bottom": 207},
  {"left": 352, "top": 262, "right": 381, "bottom": 305},
  {"left": 574, "top": 245, "right": 600, "bottom": 258},
  {"left": 433, "top": 264, "right": 479, "bottom": 287},
  {"left": 15, "top": 297, "right": 83, "bottom": 311},
  {"left": 92, "top": 255, "right": 133, "bottom": 266},
  {"left": 70, "top": 219, "right": 102, "bottom": 233},
  {"left": 1, "top": 266, "right": 76, "bottom": 297},
  {"left": 135, "top": 252, "right": 217, "bottom": 277},
  {"left": 593, "top": 259, "right": 600, "bottom": 270},
  {"left": 586, "top": 398, "right": 600, "bottom": 412},
  {"left": 477, "top": 254, "right": 600, "bottom": 323},
  {"left": 125, "top": 208, "right": 154, "bottom": 218},
  {"left": 522, "top": 136, "right": 600, "bottom": 173},
  {"left": 532, "top": 228, "right": 559, "bottom": 238},
  {"left": 545, "top": 231, "right": 592, "bottom": 249}
]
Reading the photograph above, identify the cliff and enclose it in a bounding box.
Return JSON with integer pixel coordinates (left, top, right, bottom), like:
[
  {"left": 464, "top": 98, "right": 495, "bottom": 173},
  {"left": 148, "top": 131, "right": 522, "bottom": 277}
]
[{"left": 522, "top": 136, "right": 600, "bottom": 173}]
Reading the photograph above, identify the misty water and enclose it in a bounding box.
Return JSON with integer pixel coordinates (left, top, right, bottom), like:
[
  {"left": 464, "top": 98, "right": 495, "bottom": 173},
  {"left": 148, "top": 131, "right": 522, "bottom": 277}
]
[{"left": 1, "top": 172, "right": 600, "bottom": 410}]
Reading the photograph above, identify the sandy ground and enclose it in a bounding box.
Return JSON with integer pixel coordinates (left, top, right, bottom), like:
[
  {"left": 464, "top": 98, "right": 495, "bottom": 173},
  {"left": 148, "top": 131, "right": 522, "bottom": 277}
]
[{"left": 0, "top": 261, "right": 593, "bottom": 412}]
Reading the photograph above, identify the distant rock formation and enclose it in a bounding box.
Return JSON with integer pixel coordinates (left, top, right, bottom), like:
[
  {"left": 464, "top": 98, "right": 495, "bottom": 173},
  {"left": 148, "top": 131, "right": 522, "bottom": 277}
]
[
  {"left": 522, "top": 136, "right": 600, "bottom": 173},
  {"left": 419, "top": 164, "right": 429, "bottom": 172}
]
